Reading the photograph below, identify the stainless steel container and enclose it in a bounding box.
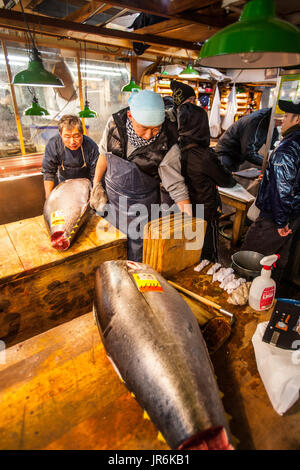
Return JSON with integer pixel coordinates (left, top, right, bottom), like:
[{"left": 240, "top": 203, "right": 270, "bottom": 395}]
[{"left": 231, "top": 250, "right": 264, "bottom": 280}]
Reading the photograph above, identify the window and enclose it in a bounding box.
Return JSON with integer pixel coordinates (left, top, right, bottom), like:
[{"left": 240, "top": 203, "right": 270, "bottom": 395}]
[
  {"left": 74, "top": 57, "right": 129, "bottom": 143},
  {"left": 0, "top": 40, "right": 130, "bottom": 166}
]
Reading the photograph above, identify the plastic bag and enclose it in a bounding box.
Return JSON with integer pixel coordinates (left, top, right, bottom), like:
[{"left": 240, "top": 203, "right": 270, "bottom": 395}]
[
  {"left": 222, "top": 85, "right": 237, "bottom": 131},
  {"left": 252, "top": 322, "right": 300, "bottom": 415},
  {"left": 209, "top": 85, "right": 221, "bottom": 138},
  {"left": 247, "top": 199, "right": 260, "bottom": 222}
]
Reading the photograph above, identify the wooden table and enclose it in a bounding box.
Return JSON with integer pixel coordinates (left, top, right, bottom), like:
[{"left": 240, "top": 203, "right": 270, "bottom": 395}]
[
  {"left": 0, "top": 213, "right": 127, "bottom": 348},
  {"left": 1, "top": 264, "right": 299, "bottom": 450},
  {"left": 219, "top": 186, "right": 255, "bottom": 245},
  {"left": 0, "top": 312, "right": 169, "bottom": 451}
]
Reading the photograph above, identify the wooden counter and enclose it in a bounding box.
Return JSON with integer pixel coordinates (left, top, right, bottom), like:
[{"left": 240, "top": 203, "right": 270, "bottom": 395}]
[
  {"left": 0, "top": 312, "right": 168, "bottom": 451},
  {"left": 0, "top": 263, "right": 299, "bottom": 450},
  {"left": 0, "top": 213, "right": 127, "bottom": 348}
]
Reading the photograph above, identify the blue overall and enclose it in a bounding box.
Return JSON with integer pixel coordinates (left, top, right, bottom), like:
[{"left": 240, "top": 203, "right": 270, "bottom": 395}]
[
  {"left": 105, "top": 153, "right": 160, "bottom": 262},
  {"left": 42, "top": 134, "right": 99, "bottom": 185},
  {"left": 58, "top": 146, "right": 89, "bottom": 183}
]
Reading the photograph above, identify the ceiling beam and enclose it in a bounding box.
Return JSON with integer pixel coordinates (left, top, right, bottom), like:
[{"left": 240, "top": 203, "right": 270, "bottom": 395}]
[
  {"left": 63, "top": 1, "right": 112, "bottom": 23},
  {"left": 12, "top": 0, "right": 43, "bottom": 11},
  {"left": 132, "top": 19, "right": 189, "bottom": 36},
  {"left": 131, "top": 19, "right": 219, "bottom": 45},
  {"left": 102, "top": 0, "right": 236, "bottom": 28},
  {"left": 167, "top": 0, "right": 220, "bottom": 15},
  {"left": 0, "top": 27, "right": 196, "bottom": 60},
  {"left": 0, "top": 7, "right": 200, "bottom": 50},
  {"left": 96, "top": 7, "right": 129, "bottom": 27}
]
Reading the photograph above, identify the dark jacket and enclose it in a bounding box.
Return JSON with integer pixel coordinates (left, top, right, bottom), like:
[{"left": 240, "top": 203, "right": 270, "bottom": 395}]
[
  {"left": 215, "top": 108, "right": 279, "bottom": 169},
  {"left": 256, "top": 129, "right": 300, "bottom": 228},
  {"left": 42, "top": 134, "right": 99, "bottom": 182},
  {"left": 177, "top": 102, "right": 236, "bottom": 220},
  {"left": 107, "top": 107, "right": 178, "bottom": 179}
]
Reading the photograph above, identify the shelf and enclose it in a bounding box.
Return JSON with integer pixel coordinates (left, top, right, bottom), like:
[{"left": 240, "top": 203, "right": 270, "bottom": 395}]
[
  {"left": 219, "top": 84, "right": 262, "bottom": 118},
  {"left": 157, "top": 89, "right": 173, "bottom": 94},
  {"left": 149, "top": 73, "right": 217, "bottom": 111}
]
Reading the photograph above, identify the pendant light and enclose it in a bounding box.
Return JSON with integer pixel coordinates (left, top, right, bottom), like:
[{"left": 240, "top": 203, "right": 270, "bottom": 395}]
[
  {"left": 24, "top": 96, "right": 49, "bottom": 116},
  {"left": 78, "top": 101, "right": 98, "bottom": 118},
  {"left": 121, "top": 77, "right": 141, "bottom": 92},
  {"left": 198, "top": 0, "right": 300, "bottom": 69},
  {"left": 78, "top": 42, "right": 97, "bottom": 118},
  {"left": 179, "top": 63, "right": 199, "bottom": 78},
  {"left": 12, "top": 0, "right": 64, "bottom": 87}
]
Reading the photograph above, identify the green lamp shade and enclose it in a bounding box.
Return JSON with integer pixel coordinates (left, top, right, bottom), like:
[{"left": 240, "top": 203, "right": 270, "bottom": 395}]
[
  {"left": 179, "top": 64, "right": 199, "bottom": 77},
  {"left": 78, "top": 101, "right": 98, "bottom": 118},
  {"left": 161, "top": 70, "right": 169, "bottom": 75},
  {"left": 199, "top": 0, "right": 300, "bottom": 69},
  {"left": 24, "top": 98, "right": 49, "bottom": 116},
  {"left": 13, "top": 59, "right": 64, "bottom": 87},
  {"left": 121, "top": 79, "right": 141, "bottom": 92}
]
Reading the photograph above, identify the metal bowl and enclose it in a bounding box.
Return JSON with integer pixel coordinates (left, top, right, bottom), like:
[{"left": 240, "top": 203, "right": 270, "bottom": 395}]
[{"left": 231, "top": 250, "right": 264, "bottom": 280}]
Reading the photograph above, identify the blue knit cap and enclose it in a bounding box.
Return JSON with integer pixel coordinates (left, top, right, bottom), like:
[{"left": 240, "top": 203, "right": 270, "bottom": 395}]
[{"left": 128, "top": 90, "right": 165, "bottom": 126}]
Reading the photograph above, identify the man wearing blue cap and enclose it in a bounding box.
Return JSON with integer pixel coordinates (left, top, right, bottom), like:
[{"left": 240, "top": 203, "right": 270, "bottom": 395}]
[
  {"left": 241, "top": 99, "right": 300, "bottom": 284},
  {"left": 90, "top": 89, "right": 191, "bottom": 262}
]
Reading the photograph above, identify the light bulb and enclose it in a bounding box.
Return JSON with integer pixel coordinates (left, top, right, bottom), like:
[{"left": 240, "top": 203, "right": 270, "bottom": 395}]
[{"left": 240, "top": 52, "right": 263, "bottom": 64}]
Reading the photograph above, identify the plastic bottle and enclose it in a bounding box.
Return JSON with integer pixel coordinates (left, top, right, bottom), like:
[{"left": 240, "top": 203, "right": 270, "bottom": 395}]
[{"left": 249, "top": 254, "right": 280, "bottom": 311}]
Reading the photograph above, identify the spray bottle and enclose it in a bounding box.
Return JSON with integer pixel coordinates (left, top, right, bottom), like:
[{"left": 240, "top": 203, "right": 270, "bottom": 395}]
[{"left": 249, "top": 254, "right": 280, "bottom": 311}]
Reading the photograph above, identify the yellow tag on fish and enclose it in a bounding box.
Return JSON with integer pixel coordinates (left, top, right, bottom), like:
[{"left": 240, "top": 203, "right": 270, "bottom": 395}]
[
  {"left": 132, "top": 273, "right": 163, "bottom": 293},
  {"left": 51, "top": 210, "right": 65, "bottom": 227}
]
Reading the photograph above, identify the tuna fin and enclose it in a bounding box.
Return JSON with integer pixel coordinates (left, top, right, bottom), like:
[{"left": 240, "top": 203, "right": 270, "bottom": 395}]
[
  {"left": 178, "top": 426, "right": 234, "bottom": 451},
  {"left": 106, "top": 355, "right": 124, "bottom": 383},
  {"left": 157, "top": 431, "right": 167, "bottom": 443},
  {"left": 143, "top": 410, "right": 150, "bottom": 420}
]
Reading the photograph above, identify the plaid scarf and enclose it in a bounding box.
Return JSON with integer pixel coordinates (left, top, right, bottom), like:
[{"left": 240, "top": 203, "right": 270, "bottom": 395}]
[{"left": 126, "top": 118, "right": 161, "bottom": 148}]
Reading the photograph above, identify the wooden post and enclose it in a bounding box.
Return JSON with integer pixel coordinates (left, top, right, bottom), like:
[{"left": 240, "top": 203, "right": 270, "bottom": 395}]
[
  {"left": 262, "top": 70, "right": 280, "bottom": 174},
  {"left": 1, "top": 40, "right": 26, "bottom": 155},
  {"left": 130, "top": 55, "right": 138, "bottom": 85},
  {"left": 76, "top": 51, "right": 87, "bottom": 135}
]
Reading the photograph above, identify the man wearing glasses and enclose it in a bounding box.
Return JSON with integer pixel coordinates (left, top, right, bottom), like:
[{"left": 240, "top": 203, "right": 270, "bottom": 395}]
[{"left": 42, "top": 115, "right": 99, "bottom": 199}]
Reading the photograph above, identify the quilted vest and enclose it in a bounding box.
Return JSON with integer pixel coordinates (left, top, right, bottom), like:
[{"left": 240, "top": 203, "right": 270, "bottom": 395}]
[{"left": 106, "top": 107, "right": 177, "bottom": 179}]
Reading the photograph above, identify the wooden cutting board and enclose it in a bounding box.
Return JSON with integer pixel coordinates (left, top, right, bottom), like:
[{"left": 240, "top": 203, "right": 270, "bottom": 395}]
[{"left": 143, "top": 214, "right": 206, "bottom": 276}]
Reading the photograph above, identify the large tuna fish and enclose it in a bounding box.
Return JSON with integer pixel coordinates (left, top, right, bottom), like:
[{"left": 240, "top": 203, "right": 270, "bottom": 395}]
[
  {"left": 93, "top": 260, "right": 233, "bottom": 450},
  {"left": 44, "top": 178, "right": 91, "bottom": 251}
]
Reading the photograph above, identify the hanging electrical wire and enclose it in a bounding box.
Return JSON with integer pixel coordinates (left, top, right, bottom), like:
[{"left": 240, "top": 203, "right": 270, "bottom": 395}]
[
  {"left": 121, "top": 49, "right": 141, "bottom": 93},
  {"left": 13, "top": 0, "right": 64, "bottom": 87},
  {"left": 24, "top": 86, "right": 49, "bottom": 116},
  {"left": 78, "top": 41, "right": 97, "bottom": 118}
]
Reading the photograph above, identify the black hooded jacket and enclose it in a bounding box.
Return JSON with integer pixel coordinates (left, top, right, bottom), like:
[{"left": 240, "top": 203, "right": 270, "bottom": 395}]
[
  {"left": 177, "top": 102, "right": 236, "bottom": 219},
  {"left": 215, "top": 108, "right": 279, "bottom": 168}
]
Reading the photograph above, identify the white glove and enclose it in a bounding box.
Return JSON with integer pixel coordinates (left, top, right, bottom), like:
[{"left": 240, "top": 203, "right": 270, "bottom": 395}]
[{"left": 89, "top": 182, "right": 107, "bottom": 213}]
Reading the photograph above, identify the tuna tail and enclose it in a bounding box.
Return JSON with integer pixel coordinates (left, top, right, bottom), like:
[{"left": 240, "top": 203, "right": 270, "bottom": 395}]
[
  {"left": 178, "top": 426, "right": 234, "bottom": 451},
  {"left": 51, "top": 231, "right": 70, "bottom": 251}
]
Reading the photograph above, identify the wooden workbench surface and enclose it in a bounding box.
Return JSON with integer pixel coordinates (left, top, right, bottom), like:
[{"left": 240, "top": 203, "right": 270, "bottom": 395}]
[
  {"left": 1, "top": 263, "right": 299, "bottom": 450},
  {"left": 0, "top": 312, "right": 168, "bottom": 451},
  {"left": 0, "top": 212, "right": 126, "bottom": 284},
  {"left": 0, "top": 213, "right": 127, "bottom": 348}
]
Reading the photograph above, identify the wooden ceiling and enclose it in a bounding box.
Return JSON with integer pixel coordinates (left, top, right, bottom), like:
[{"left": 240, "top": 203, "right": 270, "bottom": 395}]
[{"left": 0, "top": 0, "right": 299, "bottom": 62}]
